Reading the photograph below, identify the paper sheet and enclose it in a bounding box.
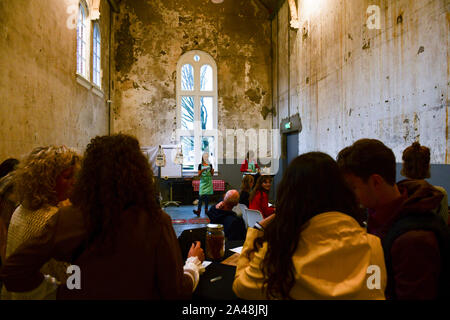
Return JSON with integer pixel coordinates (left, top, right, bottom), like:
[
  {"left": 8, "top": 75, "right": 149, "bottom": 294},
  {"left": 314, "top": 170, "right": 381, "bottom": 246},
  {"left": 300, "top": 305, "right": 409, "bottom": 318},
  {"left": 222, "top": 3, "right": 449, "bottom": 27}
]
[
  {"left": 202, "top": 261, "right": 212, "bottom": 268},
  {"left": 229, "top": 246, "right": 243, "bottom": 254},
  {"left": 221, "top": 253, "right": 240, "bottom": 267}
]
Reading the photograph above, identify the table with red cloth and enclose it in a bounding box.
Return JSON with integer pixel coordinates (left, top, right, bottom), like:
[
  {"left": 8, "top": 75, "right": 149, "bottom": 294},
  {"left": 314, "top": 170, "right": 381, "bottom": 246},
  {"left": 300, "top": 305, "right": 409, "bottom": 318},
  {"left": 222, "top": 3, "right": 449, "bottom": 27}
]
[{"left": 192, "top": 179, "right": 225, "bottom": 192}]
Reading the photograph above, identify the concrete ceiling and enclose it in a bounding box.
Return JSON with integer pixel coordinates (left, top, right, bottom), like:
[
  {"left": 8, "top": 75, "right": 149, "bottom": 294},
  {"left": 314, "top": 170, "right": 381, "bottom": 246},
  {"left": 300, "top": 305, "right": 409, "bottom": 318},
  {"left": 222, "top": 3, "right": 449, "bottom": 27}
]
[{"left": 111, "top": 0, "right": 284, "bottom": 18}]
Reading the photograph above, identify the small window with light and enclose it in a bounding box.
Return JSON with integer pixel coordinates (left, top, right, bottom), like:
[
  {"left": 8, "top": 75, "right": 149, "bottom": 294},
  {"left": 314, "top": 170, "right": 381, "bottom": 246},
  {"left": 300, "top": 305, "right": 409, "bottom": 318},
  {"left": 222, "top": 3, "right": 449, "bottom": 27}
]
[
  {"left": 76, "top": 1, "right": 90, "bottom": 79},
  {"left": 92, "top": 22, "right": 101, "bottom": 87}
]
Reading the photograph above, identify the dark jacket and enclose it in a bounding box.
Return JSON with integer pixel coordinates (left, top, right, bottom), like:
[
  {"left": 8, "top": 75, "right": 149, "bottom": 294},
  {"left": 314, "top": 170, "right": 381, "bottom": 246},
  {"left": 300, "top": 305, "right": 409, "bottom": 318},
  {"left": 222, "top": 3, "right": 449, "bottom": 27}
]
[
  {"left": 0, "top": 206, "right": 192, "bottom": 300},
  {"left": 367, "top": 179, "right": 444, "bottom": 300},
  {"left": 207, "top": 204, "right": 246, "bottom": 241},
  {"left": 0, "top": 173, "right": 19, "bottom": 264}
]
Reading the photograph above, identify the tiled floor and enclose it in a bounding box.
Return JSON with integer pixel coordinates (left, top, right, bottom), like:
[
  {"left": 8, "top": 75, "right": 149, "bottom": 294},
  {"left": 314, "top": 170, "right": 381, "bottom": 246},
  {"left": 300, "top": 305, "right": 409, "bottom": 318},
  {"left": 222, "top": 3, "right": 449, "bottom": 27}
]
[{"left": 163, "top": 205, "right": 211, "bottom": 237}]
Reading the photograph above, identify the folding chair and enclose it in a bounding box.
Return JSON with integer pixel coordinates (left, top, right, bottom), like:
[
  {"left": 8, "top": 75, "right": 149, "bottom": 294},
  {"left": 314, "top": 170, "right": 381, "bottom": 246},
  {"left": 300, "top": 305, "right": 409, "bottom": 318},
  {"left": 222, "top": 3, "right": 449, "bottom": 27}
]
[{"left": 244, "top": 208, "right": 263, "bottom": 229}]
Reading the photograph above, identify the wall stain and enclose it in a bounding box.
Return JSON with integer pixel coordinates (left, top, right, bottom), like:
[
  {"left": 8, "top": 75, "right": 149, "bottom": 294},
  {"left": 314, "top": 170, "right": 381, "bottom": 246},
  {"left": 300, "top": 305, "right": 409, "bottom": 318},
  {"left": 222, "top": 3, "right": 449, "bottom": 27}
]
[
  {"left": 115, "top": 14, "right": 136, "bottom": 77},
  {"left": 112, "top": 0, "right": 272, "bottom": 147},
  {"left": 362, "top": 39, "right": 371, "bottom": 50},
  {"left": 245, "top": 88, "right": 262, "bottom": 104}
]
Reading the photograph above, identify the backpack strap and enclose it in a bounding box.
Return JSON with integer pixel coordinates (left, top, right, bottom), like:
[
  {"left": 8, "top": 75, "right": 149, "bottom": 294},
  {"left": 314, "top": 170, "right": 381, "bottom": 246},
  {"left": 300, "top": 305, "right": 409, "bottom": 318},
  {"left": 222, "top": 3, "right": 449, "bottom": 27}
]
[{"left": 382, "top": 212, "right": 450, "bottom": 299}]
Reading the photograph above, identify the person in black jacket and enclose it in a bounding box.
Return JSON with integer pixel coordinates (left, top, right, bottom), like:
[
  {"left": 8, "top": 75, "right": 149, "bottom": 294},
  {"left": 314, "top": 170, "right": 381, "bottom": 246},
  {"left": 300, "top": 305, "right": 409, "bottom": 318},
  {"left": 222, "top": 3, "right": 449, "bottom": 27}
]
[
  {"left": 207, "top": 190, "right": 246, "bottom": 241},
  {"left": 0, "top": 159, "right": 19, "bottom": 179}
]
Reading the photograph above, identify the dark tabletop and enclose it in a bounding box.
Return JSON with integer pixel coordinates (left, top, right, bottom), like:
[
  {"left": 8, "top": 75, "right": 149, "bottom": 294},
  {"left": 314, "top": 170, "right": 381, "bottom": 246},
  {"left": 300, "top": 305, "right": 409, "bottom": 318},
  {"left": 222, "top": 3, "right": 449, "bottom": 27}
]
[{"left": 193, "top": 240, "right": 244, "bottom": 300}]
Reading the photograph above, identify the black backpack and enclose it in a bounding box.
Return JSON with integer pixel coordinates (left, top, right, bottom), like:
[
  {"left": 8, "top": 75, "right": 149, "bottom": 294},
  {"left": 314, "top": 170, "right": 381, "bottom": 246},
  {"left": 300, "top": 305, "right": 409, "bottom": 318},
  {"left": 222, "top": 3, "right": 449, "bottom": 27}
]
[{"left": 382, "top": 212, "right": 450, "bottom": 299}]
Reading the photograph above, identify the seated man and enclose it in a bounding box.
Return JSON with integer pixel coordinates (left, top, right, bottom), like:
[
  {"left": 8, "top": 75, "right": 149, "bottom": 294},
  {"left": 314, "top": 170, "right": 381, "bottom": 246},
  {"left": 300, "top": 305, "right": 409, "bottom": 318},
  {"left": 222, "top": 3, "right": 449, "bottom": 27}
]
[
  {"left": 337, "top": 139, "right": 447, "bottom": 300},
  {"left": 207, "top": 190, "right": 246, "bottom": 241}
]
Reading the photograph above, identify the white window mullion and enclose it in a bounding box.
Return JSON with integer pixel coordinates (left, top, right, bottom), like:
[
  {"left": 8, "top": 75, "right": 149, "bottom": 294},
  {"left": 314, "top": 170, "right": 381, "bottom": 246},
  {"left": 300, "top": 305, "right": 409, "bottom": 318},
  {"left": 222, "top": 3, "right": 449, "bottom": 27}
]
[
  {"left": 84, "top": 20, "right": 90, "bottom": 79},
  {"left": 194, "top": 95, "right": 201, "bottom": 166},
  {"left": 177, "top": 130, "right": 194, "bottom": 140},
  {"left": 194, "top": 131, "right": 202, "bottom": 168}
]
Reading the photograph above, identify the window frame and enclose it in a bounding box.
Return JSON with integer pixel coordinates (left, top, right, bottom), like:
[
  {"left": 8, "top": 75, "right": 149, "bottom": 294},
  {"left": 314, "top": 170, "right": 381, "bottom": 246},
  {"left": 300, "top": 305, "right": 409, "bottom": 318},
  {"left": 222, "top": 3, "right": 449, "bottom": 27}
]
[
  {"left": 76, "top": 0, "right": 90, "bottom": 80},
  {"left": 176, "top": 50, "right": 218, "bottom": 174},
  {"left": 92, "top": 21, "right": 101, "bottom": 88}
]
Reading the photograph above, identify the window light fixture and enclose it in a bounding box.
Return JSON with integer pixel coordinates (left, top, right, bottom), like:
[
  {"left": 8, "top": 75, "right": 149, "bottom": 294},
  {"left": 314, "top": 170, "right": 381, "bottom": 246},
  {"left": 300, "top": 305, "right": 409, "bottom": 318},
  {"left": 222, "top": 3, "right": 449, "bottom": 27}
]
[{"left": 289, "top": 0, "right": 300, "bottom": 29}]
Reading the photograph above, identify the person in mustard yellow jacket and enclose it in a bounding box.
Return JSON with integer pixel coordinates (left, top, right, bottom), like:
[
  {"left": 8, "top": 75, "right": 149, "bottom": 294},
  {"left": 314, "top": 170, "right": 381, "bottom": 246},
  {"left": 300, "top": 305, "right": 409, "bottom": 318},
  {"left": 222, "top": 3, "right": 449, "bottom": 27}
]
[{"left": 233, "top": 152, "right": 387, "bottom": 300}]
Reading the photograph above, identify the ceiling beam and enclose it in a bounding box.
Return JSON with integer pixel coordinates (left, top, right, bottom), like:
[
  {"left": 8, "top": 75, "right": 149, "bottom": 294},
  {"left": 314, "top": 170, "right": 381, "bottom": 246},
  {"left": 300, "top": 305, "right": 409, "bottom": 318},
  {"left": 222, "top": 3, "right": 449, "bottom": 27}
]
[{"left": 107, "top": 0, "right": 120, "bottom": 13}]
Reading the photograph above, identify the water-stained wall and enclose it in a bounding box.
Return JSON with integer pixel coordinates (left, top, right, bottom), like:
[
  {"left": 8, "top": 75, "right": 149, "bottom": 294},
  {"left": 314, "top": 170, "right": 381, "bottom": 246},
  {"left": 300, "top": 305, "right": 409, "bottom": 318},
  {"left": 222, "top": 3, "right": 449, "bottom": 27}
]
[
  {"left": 273, "top": 0, "right": 449, "bottom": 164},
  {"left": 0, "top": 0, "right": 111, "bottom": 161},
  {"left": 111, "top": 0, "right": 273, "bottom": 148}
]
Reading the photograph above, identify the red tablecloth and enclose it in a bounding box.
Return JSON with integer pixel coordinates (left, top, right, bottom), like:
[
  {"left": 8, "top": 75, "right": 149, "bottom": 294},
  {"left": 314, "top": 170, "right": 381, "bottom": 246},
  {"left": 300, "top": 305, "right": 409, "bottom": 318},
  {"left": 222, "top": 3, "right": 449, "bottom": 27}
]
[{"left": 192, "top": 180, "right": 225, "bottom": 192}]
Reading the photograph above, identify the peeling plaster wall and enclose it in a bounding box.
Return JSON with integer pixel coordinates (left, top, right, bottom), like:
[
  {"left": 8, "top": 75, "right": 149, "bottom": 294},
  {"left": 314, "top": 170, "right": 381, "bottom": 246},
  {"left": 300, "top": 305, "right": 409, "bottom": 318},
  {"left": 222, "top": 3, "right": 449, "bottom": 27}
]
[
  {"left": 0, "top": 0, "right": 111, "bottom": 161},
  {"left": 112, "top": 0, "right": 273, "bottom": 149},
  {"left": 273, "top": 0, "right": 449, "bottom": 164}
]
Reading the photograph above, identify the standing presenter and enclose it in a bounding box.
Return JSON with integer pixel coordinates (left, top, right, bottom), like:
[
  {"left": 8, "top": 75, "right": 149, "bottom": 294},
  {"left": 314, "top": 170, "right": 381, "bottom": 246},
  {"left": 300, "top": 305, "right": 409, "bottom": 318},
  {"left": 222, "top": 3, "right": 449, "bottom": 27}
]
[{"left": 193, "top": 153, "right": 214, "bottom": 216}]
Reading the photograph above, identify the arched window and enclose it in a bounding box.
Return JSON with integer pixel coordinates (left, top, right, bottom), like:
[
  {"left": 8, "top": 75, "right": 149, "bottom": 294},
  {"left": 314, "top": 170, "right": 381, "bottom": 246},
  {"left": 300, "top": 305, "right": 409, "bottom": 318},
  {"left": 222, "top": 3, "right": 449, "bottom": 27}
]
[
  {"left": 76, "top": 1, "right": 90, "bottom": 79},
  {"left": 177, "top": 51, "right": 218, "bottom": 173},
  {"left": 92, "top": 22, "right": 101, "bottom": 87}
]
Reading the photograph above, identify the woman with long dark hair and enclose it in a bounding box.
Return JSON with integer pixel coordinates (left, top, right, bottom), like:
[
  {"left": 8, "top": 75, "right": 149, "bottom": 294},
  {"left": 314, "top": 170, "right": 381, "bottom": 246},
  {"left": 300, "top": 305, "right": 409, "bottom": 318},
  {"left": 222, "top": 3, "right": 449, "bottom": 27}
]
[
  {"left": 233, "top": 152, "right": 386, "bottom": 300},
  {"left": 0, "top": 134, "right": 204, "bottom": 299},
  {"left": 239, "top": 174, "right": 254, "bottom": 207}
]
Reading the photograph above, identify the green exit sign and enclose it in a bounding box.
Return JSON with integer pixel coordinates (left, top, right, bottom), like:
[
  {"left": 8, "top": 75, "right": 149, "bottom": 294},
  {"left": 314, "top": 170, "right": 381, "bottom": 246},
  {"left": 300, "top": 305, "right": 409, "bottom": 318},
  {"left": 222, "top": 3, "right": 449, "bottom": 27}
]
[{"left": 285, "top": 122, "right": 291, "bottom": 130}]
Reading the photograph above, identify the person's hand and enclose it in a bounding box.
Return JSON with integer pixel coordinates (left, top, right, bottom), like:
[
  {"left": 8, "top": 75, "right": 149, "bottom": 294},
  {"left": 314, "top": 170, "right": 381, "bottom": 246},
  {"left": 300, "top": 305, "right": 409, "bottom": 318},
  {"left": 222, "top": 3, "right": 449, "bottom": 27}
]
[
  {"left": 215, "top": 201, "right": 224, "bottom": 209},
  {"left": 187, "top": 241, "right": 205, "bottom": 262},
  {"left": 259, "top": 214, "right": 275, "bottom": 229},
  {"left": 58, "top": 199, "right": 72, "bottom": 208}
]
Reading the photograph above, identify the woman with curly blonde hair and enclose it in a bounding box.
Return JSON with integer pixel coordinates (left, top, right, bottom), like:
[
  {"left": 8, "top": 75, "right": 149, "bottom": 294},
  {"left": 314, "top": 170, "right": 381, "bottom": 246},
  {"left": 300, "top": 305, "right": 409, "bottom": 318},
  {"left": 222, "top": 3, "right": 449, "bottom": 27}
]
[
  {"left": 0, "top": 134, "right": 205, "bottom": 299},
  {"left": 2, "top": 146, "right": 80, "bottom": 299}
]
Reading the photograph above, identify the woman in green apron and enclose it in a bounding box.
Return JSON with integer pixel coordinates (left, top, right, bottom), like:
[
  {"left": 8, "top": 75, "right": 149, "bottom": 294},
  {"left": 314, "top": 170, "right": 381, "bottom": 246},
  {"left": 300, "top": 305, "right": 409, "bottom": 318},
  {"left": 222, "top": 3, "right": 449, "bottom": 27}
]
[{"left": 193, "top": 153, "right": 214, "bottom": 216}]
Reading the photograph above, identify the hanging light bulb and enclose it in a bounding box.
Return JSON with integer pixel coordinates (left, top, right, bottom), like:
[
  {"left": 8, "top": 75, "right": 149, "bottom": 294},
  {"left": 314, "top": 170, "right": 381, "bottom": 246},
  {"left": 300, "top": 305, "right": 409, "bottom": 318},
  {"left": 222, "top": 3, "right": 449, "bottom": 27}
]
[{"left": 211, "top": 0, "right": 224, "bottom": 3}]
